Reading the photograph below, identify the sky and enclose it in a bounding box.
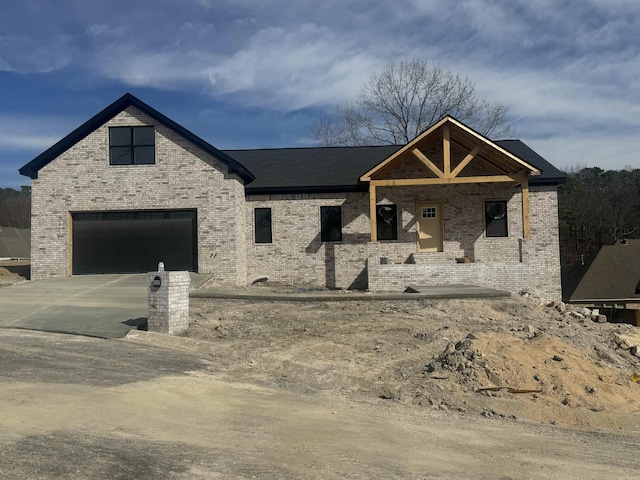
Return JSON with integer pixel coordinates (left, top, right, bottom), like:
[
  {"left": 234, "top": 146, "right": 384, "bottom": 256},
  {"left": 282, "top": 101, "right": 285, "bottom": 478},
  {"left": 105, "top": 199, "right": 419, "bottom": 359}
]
[{"left": 1, "top": 0, "right": 639, "bottom": 189}]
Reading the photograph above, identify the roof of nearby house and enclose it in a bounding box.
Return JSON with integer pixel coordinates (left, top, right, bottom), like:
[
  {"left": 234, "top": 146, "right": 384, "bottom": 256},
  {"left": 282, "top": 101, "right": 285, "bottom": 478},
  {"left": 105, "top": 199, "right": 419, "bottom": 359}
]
[
  {"left": 0, "top": 227, "right": 30, "bottom": 259},
  {"left": 570, "top": 240, "right": 640, "bottom": 302},
  {"left": 226, "top": 140, "right": 566, "bottom": 195},
  {"left": 18, "top": 93, "right": 255, "bottom": 183}
]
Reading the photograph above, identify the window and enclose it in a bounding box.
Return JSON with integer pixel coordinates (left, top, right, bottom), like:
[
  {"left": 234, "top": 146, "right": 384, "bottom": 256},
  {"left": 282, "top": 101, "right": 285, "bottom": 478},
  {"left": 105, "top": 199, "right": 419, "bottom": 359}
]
[
  {"left": 109, "top": 126, "right": 155, "bottom": 165},
  {"left": 376, "top": 204, "right": 398, "bottom": 240},
  {"left": 485, "top": 201, "right": 508, "bottom": 237},
  {"left": 320, "top": 206, "right": 342, "bottom": 242},
  {"left": 422, "top": 207, "right": 437, "bottom": 218},
  {"left": 254, "top": 208, "right": 272, "bottom": 243}
]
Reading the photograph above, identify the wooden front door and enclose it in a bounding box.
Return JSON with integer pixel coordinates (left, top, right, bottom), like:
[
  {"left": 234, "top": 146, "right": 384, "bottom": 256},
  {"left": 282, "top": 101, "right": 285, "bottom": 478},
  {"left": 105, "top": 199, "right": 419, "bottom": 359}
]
[{"left": 417, "top": 203, "right": 443, "bottom": 252}]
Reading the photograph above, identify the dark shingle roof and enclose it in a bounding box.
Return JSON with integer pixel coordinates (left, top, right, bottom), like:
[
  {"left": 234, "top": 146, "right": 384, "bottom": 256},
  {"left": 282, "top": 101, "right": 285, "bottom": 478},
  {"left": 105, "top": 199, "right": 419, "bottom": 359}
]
[
  {"left": 570, "top": 240, "right": 640, "bottom": 302},
  {"left": 224, "top": 145, "right": 401, "bottom": 194},
  {"left": 494, "top": 140, "right": 566, "bottom": 185},
  {"left": 19, "top": 93, "right": 255, "bottom": 183},
  {"left": 225, "top": 140, "right": 566, "bottom": 194}
]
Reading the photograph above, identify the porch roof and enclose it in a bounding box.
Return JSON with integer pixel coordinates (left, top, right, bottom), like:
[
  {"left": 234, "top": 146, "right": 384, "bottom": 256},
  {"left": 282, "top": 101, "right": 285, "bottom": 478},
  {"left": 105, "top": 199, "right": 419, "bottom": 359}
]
[{"left": 360, "top": 116, "right": 540, "bottom": 184}]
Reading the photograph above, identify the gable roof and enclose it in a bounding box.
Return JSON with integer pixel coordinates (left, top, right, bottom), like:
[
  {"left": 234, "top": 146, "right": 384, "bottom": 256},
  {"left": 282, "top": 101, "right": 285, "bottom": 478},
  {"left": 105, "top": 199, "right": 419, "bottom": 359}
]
[
  {"left": 360, "top": 116, "right": 540, "bottom": 182},
  {"left": 570, "top": 240, "right": 640, "bottom": 302},
  {"left": 19, "top": 93, "right": 255, "bottom": 183},
  {"left": 227, "top": 140, "right": 565, "bottom": 195}
]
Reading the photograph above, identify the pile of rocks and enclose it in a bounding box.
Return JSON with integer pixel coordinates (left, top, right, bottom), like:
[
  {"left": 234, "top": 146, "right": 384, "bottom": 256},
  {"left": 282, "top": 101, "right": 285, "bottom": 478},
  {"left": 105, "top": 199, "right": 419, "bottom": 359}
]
[{"left": 424, "top": 334, "right": 485, "bottom": 388}]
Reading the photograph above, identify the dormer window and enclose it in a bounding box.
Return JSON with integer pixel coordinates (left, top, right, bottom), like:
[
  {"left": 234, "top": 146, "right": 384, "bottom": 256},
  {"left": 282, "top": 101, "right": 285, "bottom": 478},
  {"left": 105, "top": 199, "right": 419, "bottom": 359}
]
[{"left": 109, "top": 126, "right": 155, "bottom": 165}]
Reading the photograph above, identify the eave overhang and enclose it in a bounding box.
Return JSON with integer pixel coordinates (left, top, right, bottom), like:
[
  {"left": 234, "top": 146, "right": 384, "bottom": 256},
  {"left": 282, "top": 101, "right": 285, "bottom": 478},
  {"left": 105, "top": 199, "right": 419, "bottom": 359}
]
[{"left": 18, "top": 93, "right": 255, "bottom": 184}]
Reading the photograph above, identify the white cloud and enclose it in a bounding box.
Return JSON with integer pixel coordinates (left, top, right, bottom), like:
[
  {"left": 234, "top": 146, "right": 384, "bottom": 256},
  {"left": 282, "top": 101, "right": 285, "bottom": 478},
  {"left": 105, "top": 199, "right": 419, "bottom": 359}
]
[
  {"left": 86, "top": 24, "right": 128, "bottom": 37},
  {"left": 0, "top": 115, "right": 74, "bottom": 151},
  {"left": 0, "top": 35, "right": 72, "bottom": 73}
]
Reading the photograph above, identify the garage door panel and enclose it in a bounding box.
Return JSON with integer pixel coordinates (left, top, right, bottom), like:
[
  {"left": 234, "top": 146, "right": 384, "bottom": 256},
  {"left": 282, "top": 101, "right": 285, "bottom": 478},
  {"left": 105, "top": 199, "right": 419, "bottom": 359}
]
[{"left": 72, "top": 211, "right": 197, "bottom": 274}]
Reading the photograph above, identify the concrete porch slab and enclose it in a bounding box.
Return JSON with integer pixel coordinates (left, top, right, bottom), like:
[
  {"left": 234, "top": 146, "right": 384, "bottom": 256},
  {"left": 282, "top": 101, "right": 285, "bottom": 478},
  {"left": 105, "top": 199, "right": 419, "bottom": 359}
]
[{"left": 405, "top": 284, "right": 511, "bottom": 298}]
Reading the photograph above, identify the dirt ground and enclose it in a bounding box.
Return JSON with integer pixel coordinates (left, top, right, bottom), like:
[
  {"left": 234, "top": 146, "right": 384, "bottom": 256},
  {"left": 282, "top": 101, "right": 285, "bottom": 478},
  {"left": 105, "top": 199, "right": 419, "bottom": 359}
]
[
  {"left": 2, "top": 329, "right": 640, "bottom": 479},
  {"left": 186, "top": 285, "right": 640, "bottom": 431}
]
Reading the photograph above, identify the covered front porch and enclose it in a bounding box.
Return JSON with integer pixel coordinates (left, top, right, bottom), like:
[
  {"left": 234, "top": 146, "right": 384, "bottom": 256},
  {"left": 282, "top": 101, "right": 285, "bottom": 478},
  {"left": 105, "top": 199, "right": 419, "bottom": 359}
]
[{"left": 360, "top": 116, "right": 540, "bottom": 294}]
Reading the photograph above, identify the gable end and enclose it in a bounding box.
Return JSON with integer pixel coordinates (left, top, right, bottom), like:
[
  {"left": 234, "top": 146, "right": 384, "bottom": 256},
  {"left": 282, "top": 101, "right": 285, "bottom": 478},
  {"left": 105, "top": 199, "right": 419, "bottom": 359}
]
[{"left": 19, "top": 93, "right": 255, "bottom": 183}]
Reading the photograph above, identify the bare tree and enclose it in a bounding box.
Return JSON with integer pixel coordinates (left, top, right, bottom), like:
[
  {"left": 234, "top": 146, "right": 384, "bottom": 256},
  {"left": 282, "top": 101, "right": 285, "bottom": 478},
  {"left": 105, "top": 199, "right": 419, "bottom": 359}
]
[{"left": 313, "top": 59, "right": 513, "bottom": 146}]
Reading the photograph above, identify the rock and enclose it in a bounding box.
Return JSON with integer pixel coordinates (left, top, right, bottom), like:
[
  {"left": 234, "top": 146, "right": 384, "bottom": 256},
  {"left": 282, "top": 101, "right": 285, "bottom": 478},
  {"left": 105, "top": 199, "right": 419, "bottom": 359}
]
[
  {"left": 466, "top": 333, "right": 478, "bottom": 340},
  {"left": 611, "top": 331, "right": 640, "bottom": 349},
  {"left": 595, "top": 314, "right": 607, "bottom": 323},
  {"left": 580, "top": 307, "right": 592, "bottom": 316},
  {"left": 585, "top": 385, "right": 596, "bottom": 394},
  {"left": 533, "top": 373, "right": 541, "bottom": 381},
  {"left": 630, "top": 345, "right": 640, "bottom": 358},
  {"left": 555, "top": 302, "right": 567, "bottom": 313},
  {"left": 591, "top": 308, "right": 600, "bottom": 316},
  {"left": 526, "top": 325, "right": 536, "bottom": 334},
  {"left": 485, "top": 368, "right": 502, "bottom": 386},
  {"left": 569, "top": 311, "right": 585, "bottom": 319},
  {"left": 552, "top": 355, "right": 564, "bottom": 362}
]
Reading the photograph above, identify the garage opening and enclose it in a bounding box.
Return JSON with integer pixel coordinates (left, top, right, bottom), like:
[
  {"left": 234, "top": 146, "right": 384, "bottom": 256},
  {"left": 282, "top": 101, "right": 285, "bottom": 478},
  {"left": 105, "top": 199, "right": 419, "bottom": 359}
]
[{"left": 72, "top": 210, "right": 197, "bottom": 274}]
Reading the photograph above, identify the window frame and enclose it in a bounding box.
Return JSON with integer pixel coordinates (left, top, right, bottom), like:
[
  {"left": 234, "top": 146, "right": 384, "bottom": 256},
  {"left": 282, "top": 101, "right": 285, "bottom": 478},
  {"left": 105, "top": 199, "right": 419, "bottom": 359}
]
[
  {"left": 320, "top": 206, "right": 342, "bottom": 242},
  {"left": 109, "top": 126, "right": 156, "bottom": 166},
  {"left": 484, "top": 200, "right": 509, "bottom": 238},
  {"left": 254, "top": 207, "right": 273, "bottom": 244},
  {"left": 376, "top": 204, "right": 398, "bottom": 241}
]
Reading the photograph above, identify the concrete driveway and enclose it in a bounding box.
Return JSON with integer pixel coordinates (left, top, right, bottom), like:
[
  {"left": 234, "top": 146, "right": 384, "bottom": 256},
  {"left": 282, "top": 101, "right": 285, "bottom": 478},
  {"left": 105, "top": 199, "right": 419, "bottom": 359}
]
[{"left": 0, "top": 275, "right": 149, "bottom": 338}]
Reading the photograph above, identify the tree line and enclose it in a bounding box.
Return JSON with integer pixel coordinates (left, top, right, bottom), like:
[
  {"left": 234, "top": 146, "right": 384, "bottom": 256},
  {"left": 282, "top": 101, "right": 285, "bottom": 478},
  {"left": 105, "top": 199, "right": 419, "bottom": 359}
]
[
  {"left": 558, "top": 167, "right": 640, "bottom": 264},
  {"left": 0, "top": 187, "right": 31, "bottom": 229}
]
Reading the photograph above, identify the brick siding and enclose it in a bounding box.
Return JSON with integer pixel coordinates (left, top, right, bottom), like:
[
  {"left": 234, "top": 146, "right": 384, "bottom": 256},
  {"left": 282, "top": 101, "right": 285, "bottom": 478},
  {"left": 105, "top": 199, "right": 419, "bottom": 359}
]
[{"left": 31, "top": 106, "right": 246, "bottom": 284}]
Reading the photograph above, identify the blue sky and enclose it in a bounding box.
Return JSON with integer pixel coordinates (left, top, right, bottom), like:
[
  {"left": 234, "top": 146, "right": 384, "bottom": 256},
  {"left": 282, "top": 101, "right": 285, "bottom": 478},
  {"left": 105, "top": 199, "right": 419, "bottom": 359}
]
[{"left": 1, "top": 0, "right": 639, "bottom": 189}]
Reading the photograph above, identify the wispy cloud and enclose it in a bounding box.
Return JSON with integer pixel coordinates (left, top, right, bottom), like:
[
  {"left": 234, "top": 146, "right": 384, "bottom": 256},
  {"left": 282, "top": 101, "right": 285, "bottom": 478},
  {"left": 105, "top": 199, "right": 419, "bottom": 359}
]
[
  {"left": 0, "top": 115, "right": 74, "bottom": 151},
  {"left": 0, "top": 34, "right": 73, "bottom": 73},
  {"left": 0, "top": 0, "right": 638, "bottom": 175}
]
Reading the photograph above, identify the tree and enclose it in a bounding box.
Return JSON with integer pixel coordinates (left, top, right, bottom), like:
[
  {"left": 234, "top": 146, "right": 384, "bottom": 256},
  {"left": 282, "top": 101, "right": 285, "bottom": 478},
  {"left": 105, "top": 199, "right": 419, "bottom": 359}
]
[
  {"left": 558, "top": 167, "right": 640, "bottom": 264},
  {"left": 313, "top": 59, "right": 513, "bottom": 146},
  {"left": 0, "top": 187, "right": 31, "bottom": 228}
]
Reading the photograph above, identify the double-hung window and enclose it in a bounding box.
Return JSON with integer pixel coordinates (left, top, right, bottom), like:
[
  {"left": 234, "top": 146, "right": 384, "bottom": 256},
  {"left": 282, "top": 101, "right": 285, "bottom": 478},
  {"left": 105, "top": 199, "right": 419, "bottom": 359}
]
[{"left": 109, "top": 126, "right": 155, "bottom": 165}]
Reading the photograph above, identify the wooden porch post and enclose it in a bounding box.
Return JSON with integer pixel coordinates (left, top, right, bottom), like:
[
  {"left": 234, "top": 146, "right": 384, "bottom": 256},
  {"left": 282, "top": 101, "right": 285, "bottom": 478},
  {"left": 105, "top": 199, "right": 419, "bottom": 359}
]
[
  {"left": 521, "top": 176, "right": 530, "bottom": 238},
  {"left": 369, "top": 183, "right": 377, "bottom": 242}
]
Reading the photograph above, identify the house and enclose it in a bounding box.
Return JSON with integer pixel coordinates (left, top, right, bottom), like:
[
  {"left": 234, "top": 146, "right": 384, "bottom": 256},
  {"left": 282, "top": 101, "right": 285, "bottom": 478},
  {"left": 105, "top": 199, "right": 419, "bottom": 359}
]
[
  {"left": 570, "top": 239, "right": 640, "bottom": 325},
  {"left": 19, "top": 93, "right": 566, "bottom": 301}
]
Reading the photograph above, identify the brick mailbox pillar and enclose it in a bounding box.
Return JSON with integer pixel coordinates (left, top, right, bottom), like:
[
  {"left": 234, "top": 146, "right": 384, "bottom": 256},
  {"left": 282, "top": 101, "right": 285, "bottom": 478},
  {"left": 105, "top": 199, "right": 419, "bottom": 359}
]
[{"left": 147, "top": 263, "right": 191, "bottom": 335}]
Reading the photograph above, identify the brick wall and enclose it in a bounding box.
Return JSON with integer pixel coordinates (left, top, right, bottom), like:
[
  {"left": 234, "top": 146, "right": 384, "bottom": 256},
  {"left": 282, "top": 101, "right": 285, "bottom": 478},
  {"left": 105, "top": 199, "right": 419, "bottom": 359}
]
[
  {"left": 31, "top": 106, "right": 246, "bottom": 284},
  {"left": 245, "top": 193, "right": 370, "bottom": 289},
  {"left": 244, "top": 183, "right": 562, "bottom": 301}
]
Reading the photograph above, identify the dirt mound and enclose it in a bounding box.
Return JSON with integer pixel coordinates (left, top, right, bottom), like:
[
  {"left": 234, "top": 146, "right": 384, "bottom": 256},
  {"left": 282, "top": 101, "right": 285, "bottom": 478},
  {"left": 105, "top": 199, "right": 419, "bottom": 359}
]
[
  {"left": 186, "top": 294, "right": 640, "bottom": 430},
  {"left": 422, "top": 331, "right": 640, "bottom": 424},
  {"left": 0, "top": 267, "right": 26, "bottom": 287}
]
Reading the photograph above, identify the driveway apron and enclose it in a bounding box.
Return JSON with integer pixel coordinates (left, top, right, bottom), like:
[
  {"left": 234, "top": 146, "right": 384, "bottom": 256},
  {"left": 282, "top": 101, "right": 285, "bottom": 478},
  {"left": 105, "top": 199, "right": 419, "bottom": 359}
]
[{"left": 0, "top": 275, "right": 148, "bottom": 338}]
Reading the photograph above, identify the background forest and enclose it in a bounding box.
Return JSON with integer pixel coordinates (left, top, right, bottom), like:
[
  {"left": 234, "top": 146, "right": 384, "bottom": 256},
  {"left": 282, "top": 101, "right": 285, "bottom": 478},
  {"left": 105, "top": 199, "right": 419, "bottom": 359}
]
[{"left": 1, "top": 167, "right": 639, "bottom": 267}]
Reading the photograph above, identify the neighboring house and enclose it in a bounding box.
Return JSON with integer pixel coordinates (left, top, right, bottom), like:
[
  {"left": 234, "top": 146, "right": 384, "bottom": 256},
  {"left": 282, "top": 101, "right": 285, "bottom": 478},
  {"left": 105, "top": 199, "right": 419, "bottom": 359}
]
[
  {"left": 0, "top": 227, "right": 30, "bottom": 260},
  {"left": 19, "top": 94, "right": 566, "bottom": 300},
  {"left": 570, "top": 239, "right": 640, "bottom": 324}
]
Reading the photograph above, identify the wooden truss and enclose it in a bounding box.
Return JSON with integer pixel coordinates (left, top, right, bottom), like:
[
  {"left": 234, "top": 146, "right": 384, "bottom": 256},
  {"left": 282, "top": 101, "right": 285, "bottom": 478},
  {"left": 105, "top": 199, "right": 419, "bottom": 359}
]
[{"left": 360, "top": 117, "right": 540, "bottom": 242}]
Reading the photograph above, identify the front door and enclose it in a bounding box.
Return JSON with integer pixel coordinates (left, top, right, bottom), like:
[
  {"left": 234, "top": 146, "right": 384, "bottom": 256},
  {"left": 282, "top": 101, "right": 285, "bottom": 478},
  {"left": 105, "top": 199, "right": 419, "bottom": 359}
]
[{"left": 417, "top": 203, "right": 443, "bottom": 252}]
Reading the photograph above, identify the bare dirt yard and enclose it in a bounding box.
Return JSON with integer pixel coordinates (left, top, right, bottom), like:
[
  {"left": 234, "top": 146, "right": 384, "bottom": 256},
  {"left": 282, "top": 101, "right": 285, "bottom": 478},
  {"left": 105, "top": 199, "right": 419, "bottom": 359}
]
[{"left": 186, "top": 285, "right": 640, "bottom": 432}]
